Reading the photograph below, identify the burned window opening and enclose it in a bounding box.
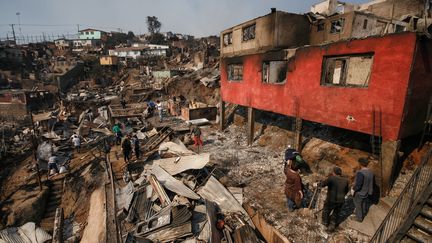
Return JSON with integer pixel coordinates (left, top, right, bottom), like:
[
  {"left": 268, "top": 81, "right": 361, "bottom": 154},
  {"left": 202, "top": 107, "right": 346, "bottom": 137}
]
[
  {"left": 317, "top": 23, "right": 325, "bottom": 32},
  {"left": 395, "top": 24, "right": 405, "bottom": 33},
  {"left": 223, "top": 32, "right": 233, "bottom": 46},
  {"left": 322, "top": 54, "right": 374, "bottom": 88},
  {"left": 363, "top": 19, "right": 368, "bottom": 29},
  {"left": 262, "top": 61, "right": 287, "bottom": 84},
  {"left": 227, "top": 63, "right": 243, "bottom": 81},
  {"left": 330, "top": 19, "right": 345, "bottom": 34},
  {"left": 242, "top": 24, "right": 256, "bottom": 41}
]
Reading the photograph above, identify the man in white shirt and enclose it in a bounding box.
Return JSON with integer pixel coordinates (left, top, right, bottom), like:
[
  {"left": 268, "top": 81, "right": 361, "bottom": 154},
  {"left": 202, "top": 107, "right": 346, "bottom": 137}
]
[
  {"left": 156, "top": 100, "right": 164, "bottom": 122},
  {"left": 71, "top": 134, "right": 81, "bottom": 153}
]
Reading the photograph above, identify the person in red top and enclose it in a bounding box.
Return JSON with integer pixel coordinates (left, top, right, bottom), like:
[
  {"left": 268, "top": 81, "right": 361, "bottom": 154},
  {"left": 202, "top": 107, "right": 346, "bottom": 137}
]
[
  {"left": 189, "top": 124, "right": 203, "bottom": 152},
  {"left": 284, "top": 151, "right": 304, "bottom": 212}
]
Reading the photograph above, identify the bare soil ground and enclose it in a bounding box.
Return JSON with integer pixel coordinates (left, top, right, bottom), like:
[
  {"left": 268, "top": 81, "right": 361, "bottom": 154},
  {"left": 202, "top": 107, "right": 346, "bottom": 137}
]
[{"left": 201, "top": 119, "right": 428, "bottom": 242}]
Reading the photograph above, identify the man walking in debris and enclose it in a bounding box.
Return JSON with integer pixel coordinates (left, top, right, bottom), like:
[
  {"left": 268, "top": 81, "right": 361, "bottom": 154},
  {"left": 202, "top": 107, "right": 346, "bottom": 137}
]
[
  {"left": 189, "top": 124, "right": 203, "bottom": 153},
  {"left": 315, "top": 166, "right": 349, "bottom": 232},
  {"left": 132, "top": 134, "right": 140, "bottom": 160},
  {"left": 48, "top": 155, "right": 59, "bottom": 177},
  {"left": 121, "top": 135, "right": 132, "bottom": 163},
  {"left": 352, "top": 157, "right": 375, "bottom": 222},
  {"left": 156, "top": 100, "right": 164, "bottom": 122},
  {"left": 71, "top": 133, "right": 81, "bottom": 153},
  {"left": 113, "top": 123, "right": 122, "bottom": 145},
  {"left": 284, "top": 152, "right": 304, "bottom": 212},
  {"left": 121, "top": 98, "right": 127, "bottom": 109}
]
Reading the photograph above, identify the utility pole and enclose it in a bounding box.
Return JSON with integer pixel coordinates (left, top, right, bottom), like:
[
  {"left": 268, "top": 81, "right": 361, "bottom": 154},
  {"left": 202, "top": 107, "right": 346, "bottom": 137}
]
[
  {"left": 10, "top": 24, "right": 16, "bottom": 44},
  {"left": 30, "top": 112, "right": 43, "bottom": 191}
]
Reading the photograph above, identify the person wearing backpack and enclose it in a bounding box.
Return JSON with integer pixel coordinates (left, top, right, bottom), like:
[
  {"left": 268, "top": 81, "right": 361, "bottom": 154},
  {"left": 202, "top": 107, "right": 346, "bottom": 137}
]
[
  {"left": 284, "top": 152, "right": 305, "bottom": 212},
  {"left": 284, "top": 148, "right": 312, "bottom": 174}
]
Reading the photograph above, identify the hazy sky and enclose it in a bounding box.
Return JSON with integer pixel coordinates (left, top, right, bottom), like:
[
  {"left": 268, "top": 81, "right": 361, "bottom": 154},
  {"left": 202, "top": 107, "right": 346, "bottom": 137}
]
[{"left": 0, "top": 0, "right": 366, "bottom": 39}]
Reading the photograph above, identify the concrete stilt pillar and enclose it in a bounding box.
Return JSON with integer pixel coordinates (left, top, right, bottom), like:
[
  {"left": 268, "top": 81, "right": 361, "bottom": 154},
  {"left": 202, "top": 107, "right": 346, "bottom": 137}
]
[
  {"left": 381, "top": 140, "right": 401, "bottom": 195},
  {"left": 294, "top": 117, "right": 303, "bottom": 153},
  {"left": 247, "top": 107, "right": 255, "bottom": 146},
  {"left": 219, "top": 100, "right": 225, "bottom": 131}
]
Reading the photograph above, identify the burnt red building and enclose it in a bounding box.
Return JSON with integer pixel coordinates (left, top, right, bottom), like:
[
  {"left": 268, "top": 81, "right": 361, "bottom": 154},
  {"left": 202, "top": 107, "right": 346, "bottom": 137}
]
[{"left": 219, "top": 10, "right": 432, "bottom": 192}]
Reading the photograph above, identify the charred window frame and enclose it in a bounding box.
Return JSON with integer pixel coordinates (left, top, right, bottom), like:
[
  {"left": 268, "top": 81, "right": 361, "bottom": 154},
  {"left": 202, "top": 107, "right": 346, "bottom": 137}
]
[
  {"left": 242, "top": 24, "right": 256, "bottom": 41},
  {"left": 330, "top": 18, "right": 345, "bottom": 34},
  {"left": 223, "top": 32, "right": 233, "bottom": 46},
  {"left": 321, "top": 53, "right": 374, "bottom": 88},
  {"left": 262, "top": 61, "right": 287, "bottom": 84},
  {"left": 227, "top": 63, "right": 243, "bottom": 81}
]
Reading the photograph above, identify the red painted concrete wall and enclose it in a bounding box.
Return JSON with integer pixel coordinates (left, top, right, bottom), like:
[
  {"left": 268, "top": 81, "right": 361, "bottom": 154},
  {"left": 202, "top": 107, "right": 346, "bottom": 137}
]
[
  {"left": 399, "top": 37, "right": 432, "bottom": 138},
  {"left": 221, "top": 32, "right": 419, "bottom": 141}
]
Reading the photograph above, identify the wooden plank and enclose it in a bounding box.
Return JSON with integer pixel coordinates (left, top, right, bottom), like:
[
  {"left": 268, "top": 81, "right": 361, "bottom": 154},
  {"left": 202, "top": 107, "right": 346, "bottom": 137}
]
[{"left": 244, "top": 203, "right": 291, "bottom": 243}]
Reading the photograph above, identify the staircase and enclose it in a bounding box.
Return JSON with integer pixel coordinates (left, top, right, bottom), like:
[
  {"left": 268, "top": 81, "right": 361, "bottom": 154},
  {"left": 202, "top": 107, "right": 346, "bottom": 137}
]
[
  {"left": 400, "top": 194, "right": 432, "bottom": 242},
  {"left": 39, "top": 178, "right": 64, "bottom": 233},
  {"left": 371, "top": 149, "right": 432, "bottom": 243}
]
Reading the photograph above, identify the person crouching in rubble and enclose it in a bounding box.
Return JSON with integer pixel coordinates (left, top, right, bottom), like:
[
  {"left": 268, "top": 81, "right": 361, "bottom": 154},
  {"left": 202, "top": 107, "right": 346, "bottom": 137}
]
[
  {"left": 189, "top": 124, "right": 203, "bottom": 153},
  {"left": 113, "top": 123, "right": 122, "bottom": 145},
  {"left": 314, "top": 166, "right": 349, "bottom": 232},
  {"left": 284, "top": 152, "right": 305, "bottom": 212},
  {"left": 121, "top": 135, "right": 132, "bottom": 163}
]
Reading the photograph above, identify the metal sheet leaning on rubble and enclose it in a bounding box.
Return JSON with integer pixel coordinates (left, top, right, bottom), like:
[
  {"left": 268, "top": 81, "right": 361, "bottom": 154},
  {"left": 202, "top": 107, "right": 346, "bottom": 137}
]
[
  {"left": 145, "top": 153, "right": 210, "bottom": 176},
  {"left": 151, "top": 164, "right": 200, "bottom": 200},
  {"left": 197, "top": 176, "right": 254, "bottom": 227},
  {"left": 116, "top": 182, "right": 135, "bottom": 210}
]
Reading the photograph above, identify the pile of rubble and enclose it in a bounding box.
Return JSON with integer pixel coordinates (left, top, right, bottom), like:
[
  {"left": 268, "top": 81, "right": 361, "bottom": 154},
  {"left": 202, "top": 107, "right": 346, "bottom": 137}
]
[{"left": 118, "top": 142, "right": 263, "bottom": 242}]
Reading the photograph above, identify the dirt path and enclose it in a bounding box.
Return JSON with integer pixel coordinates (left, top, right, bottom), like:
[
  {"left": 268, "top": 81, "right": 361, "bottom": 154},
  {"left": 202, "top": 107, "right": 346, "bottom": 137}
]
[{"left": 81, "top": 188, "right": 106, "bottom": 243}]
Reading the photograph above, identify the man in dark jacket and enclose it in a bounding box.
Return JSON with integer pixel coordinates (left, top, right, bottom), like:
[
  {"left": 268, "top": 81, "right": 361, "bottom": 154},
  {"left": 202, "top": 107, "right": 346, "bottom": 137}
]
[
  {"left": 352, "top": 157, "right": 375, "bottom": 222},
  {"left": 121, "top": 135, "right": 132, "bottom": 163},
  {"left": 316, "top": 166, "right": 349, "bottom": 232},
  {"left": 132, "top": 135, "right": 140, "bottom": 160}
]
